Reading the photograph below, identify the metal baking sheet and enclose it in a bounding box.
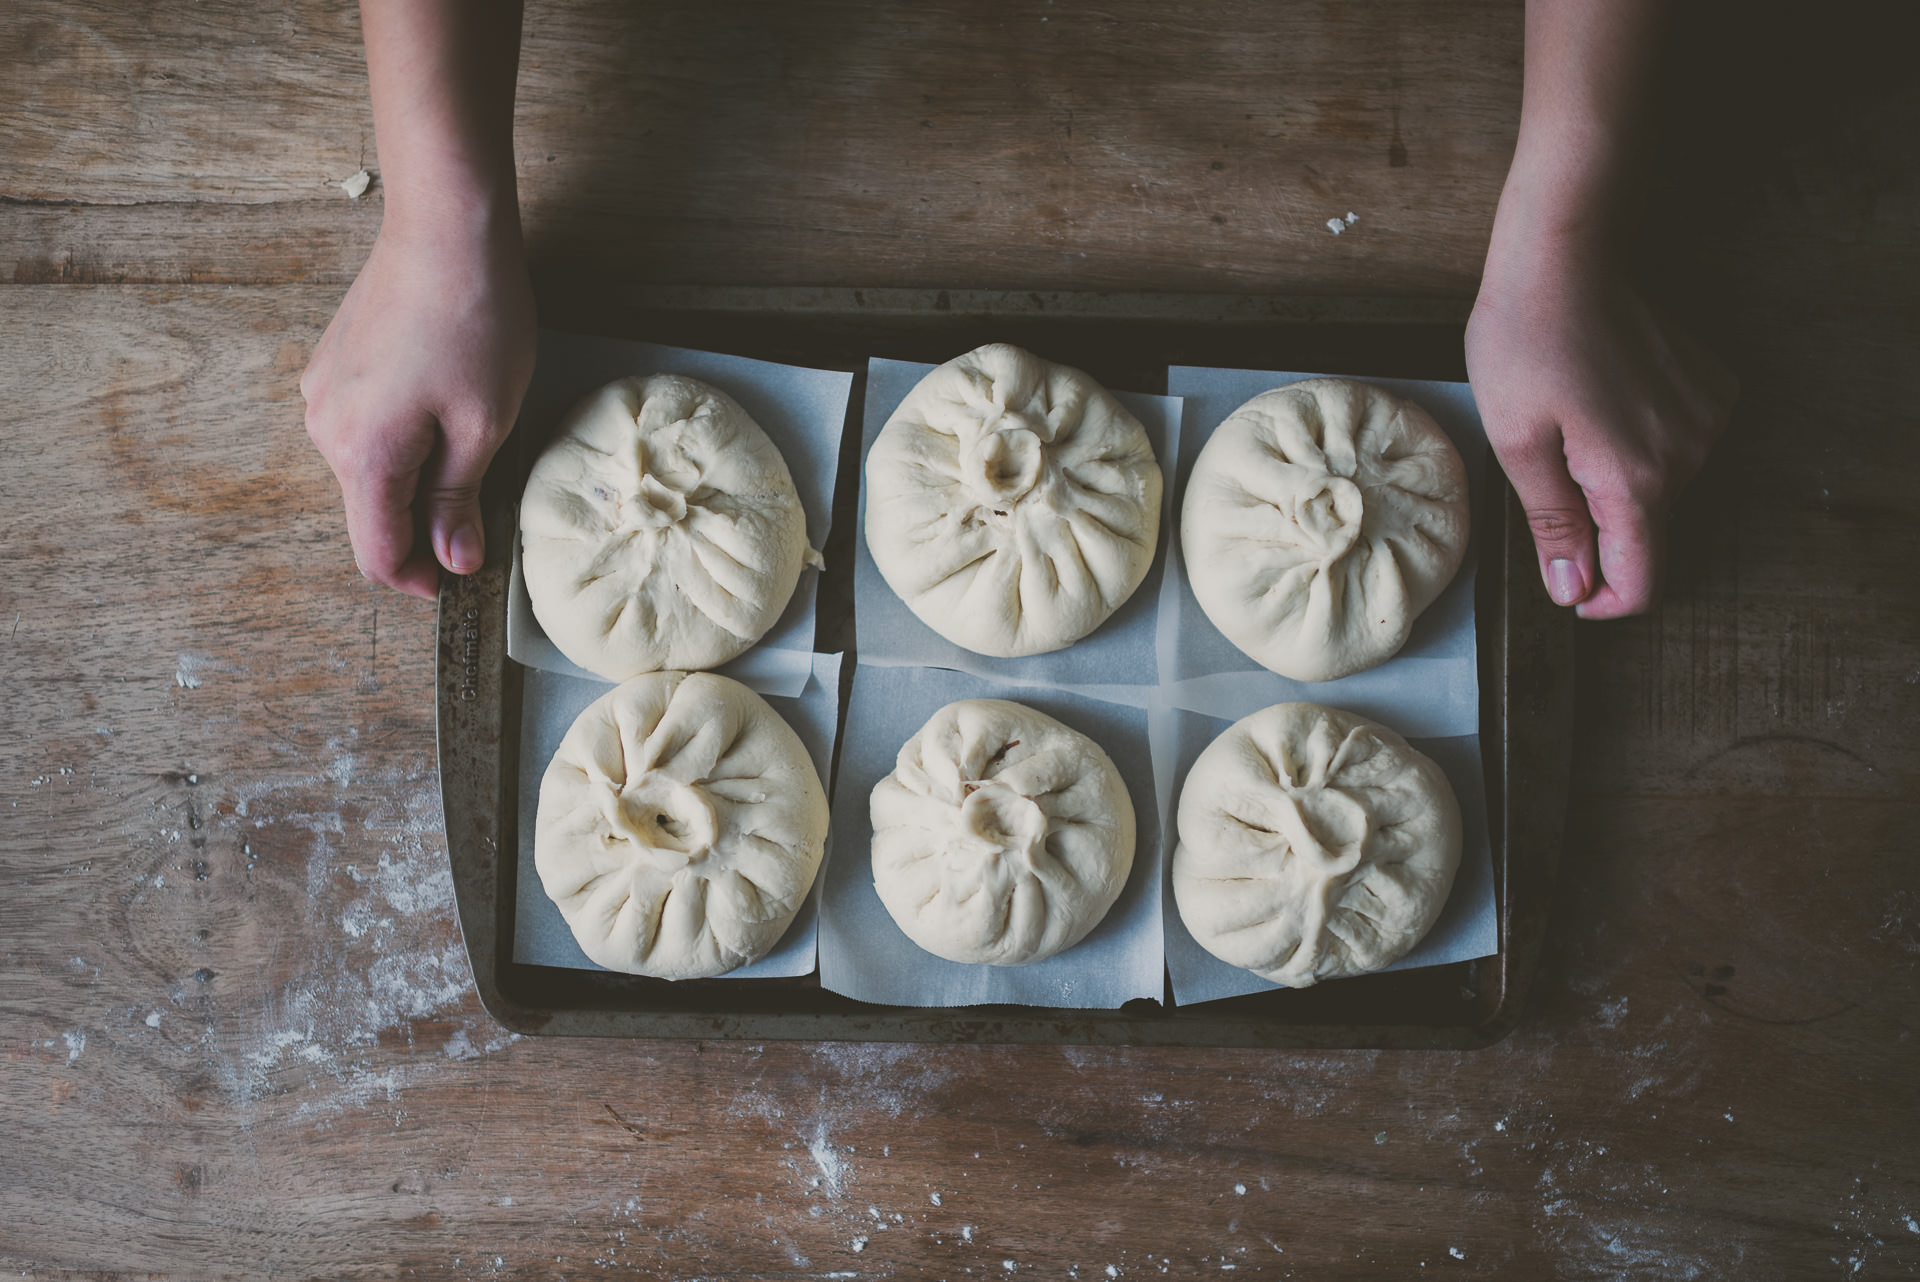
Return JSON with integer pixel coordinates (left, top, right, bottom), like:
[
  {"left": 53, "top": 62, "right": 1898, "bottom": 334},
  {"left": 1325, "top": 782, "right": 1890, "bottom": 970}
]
[{"left": 436, "top": 288, "right": 1573, "bottom": 1048}]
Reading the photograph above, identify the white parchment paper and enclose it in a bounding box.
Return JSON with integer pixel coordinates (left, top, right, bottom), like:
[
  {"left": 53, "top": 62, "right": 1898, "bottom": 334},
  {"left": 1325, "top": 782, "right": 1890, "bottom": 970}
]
[
  {"left": 1158, "top": 368, "right": 1488, "bottom": 740},
  {"left": 1152, "top": 699, "right": 1498, "bottom": 1004},
  {"left": 505, "top": 332, "right": 854, "bottom": 696},
  {"left": 853, "top": 356, "right": 1182, "bottom": 701},
  {"left": 511, "top": 652, "right": 845, "bottom": 979},
  {"left": 819, "top": 664, "right": 1164, "bottom": 1009}
]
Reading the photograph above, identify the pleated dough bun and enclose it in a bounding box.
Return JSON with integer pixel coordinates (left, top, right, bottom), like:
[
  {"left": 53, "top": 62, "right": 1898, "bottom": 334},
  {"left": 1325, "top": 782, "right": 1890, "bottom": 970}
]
[
  {"left": 1181, "top": 378, "right": 1469, "bottom": 681},
  {"left": 1173, "top": 702, "right": 1461, "bottom": 988},
  {"left": 871, "top": 699, "right": 1136, "bottom": 965},
  {"left": 535, "top": 671, "right": 829, "bottom": 980},
  {"left": 865, "top": 344, "right": 1163, "bottom": 657},
  {"left": 521, "top": 374, "right": 815, "bottom": 681}
]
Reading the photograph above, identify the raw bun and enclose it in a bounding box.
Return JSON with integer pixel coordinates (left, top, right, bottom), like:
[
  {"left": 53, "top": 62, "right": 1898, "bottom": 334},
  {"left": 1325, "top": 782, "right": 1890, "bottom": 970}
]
[
  {"left": 521, "top": 374, "right": 816, "bottom": 681},
  {"left": 864, "top": 344, "right": 1162, "bottom": 657},
  {"left": 1181, "top": 377, "right": 1469, "bottom": 681},
  {"left": 871, "top": 699, "right": 1135, "bottom": 965},
  {"left": 535, "top": 671, "right": 829, "bottom": 979},
  {"left": 1173, "top": 701, "right": 1461, "bottom": 987}
]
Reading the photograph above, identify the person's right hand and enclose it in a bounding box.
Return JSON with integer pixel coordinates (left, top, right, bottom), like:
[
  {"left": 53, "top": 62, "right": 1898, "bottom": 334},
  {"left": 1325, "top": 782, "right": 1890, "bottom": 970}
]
[
  {"left": 300, "top": 212, "right": 535, "bottom": 600},
  {"left": 1466, "top": 245, "right": 1737, "bottom": 619}
]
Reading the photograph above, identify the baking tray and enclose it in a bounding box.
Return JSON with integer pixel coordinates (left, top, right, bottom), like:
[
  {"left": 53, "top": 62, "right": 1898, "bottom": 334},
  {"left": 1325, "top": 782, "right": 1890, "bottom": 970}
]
[{"left": 437, "top": 287, "right": 1574, "bottom": 1048}]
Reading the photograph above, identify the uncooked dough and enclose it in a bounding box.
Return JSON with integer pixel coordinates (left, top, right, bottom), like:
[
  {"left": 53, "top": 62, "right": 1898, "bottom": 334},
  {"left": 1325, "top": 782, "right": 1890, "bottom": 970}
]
[
  {"left": 1181, "top": 377, "right": 1469, "bottom": 681},
  {"left": 870, "top": 699, "right": 1135, "bottom": 965},
  {"left": 535, "top": 671, "right": 829, "bottom": 979},
  {"left": 864, "top": 344, "right": 1163, "bottom": 657},
  {"left": 521, "top": 374, "right": 816, "bottom": 681},
  {"left": 1173, "top": 701, "right": 1461, "bottom": 987}
]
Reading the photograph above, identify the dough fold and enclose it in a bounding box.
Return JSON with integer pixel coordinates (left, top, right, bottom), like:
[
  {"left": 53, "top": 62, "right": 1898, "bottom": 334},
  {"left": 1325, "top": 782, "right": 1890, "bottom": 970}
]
[
  {"left": 522, "top": 374, "right": 813, "bottom": 681},
  {"left": 535, "top": 671, "right": 829, "bottom": 979},
  {"left": 865, "top": 344, "right": 1162, "bottom": 657},
  {"left": 871, "top": 699, "right": 1135, "bottom": 965},
  {"left": 1181, "top": 378, "right": 1468, "bottom": 681},
  {"left": 1173, "top": 701, "right": 1461, "bottom": 987}
]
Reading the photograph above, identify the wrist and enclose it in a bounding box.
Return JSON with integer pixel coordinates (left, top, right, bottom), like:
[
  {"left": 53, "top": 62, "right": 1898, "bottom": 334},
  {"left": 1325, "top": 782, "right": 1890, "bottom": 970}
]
[
  {"left": 379, "top": 167, "right": 523, "bottom": 265},
  {"left": 1480, "top": 147, "right": 1622, "bottom": 306},
  {"left": 1497, "top": 122, "right": 1627, "bottom": 239}
]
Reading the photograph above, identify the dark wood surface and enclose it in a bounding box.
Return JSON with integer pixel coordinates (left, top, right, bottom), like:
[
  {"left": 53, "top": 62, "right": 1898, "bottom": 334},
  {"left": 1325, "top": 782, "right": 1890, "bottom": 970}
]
[{"left": 3, "top": 2, "right": 1916, "bottom": 1278}]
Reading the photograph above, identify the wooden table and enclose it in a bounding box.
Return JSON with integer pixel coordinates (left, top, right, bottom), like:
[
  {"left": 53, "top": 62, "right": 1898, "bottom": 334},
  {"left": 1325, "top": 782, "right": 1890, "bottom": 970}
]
[{"left": 4, "top": 3, "right": 1916, "bottom": 1276}]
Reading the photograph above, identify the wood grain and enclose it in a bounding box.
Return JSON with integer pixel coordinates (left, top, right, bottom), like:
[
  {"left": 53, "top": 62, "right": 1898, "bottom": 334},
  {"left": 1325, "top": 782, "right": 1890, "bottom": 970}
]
[
  {"left": 3, "top": 0, "right": 1920, "bottom": 1277},
  {"left": 4, "top": 0, "right": 1520, "bottom": 295}
]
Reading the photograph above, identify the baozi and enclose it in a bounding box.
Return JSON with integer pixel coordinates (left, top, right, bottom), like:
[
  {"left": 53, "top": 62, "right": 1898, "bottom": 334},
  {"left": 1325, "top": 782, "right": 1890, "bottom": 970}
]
[
  {"left": 864, "top": 344, "right": 1162, "bottom": 657},
  {"left": 871, "top": 698, "right": 1135, "bottom": 965},
  {"left": 1181, "top": 377, "right": 1469, "bottom": 681},
  {"left": 521, "top": 374, "right": 816, "bottom": 681},
  {"left": 1173, "top": 701, "right": 1461, "bottom": 987},
  {"left": 535, "top": 671, "right": 829, "bottom": 979}
]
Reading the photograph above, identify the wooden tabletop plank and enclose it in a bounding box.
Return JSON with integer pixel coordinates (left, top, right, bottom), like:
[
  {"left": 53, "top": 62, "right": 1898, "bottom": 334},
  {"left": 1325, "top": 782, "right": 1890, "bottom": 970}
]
[{"left": 6, "top": 0, "right": 1519, "bottom": 296}]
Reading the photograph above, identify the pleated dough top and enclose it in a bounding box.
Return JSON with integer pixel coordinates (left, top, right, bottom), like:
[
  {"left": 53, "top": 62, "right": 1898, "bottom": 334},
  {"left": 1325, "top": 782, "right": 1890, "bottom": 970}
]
[
  {"left": 535, "top": 671, "right": 829, "bottom": 979},
  {"left": 521, "top": 374, "right": 814, "bottom": 681},
  {"left": 865, "top": 345, "right": 1162, "bottom": 657},
  {"left": 1181, "top": 378, "right": 1469, "bottom": 681},
  {"left": 1173, "top": 701, "right": 1461, "bottom": 988},
  {"left": 870, "top": 699, "right": 1136, "bottom": 966}
]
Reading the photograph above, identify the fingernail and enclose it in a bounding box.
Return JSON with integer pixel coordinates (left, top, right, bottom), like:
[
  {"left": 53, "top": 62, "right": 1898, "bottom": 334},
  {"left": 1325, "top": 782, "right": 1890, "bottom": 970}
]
[
  {"left": 1547, "top": 558, "right": 1585, "bottom": 605},
  {"left": 449, "top": 524, "right": 484, "bottom": 574}
]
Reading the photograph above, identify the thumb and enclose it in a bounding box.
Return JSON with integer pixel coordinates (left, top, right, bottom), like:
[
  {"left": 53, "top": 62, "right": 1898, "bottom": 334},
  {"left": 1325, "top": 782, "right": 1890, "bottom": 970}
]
[
  {"left": 421, "top": 418, "right": 501, "bottom": 576},
  {"left": 1494, "top": 423, "right": 1600, "bottom": 607}
]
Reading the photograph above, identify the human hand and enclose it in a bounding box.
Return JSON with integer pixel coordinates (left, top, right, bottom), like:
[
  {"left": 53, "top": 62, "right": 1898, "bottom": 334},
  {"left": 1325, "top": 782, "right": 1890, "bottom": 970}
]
[
  {"left": 1466, "top": 250, "right": 1736, "bottom": 619},
  {"left": 300, "top": 214, "right": 535, "bottom": 600}
]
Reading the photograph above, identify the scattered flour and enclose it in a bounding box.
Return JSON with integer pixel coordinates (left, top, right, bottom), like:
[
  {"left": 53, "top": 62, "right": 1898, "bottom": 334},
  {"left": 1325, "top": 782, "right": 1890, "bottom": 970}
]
[
  {"left": 805, "top": 1042, "right": 954, "bottom": 1117},
  {"left": 172, "top": 652, "right": 241, "bottom": 689},
  {"left": 172, "top": 740, "right": 518, "bottom": 1120},
  {"left": 809, "top": 1122, "right": 851, "bottom": 1199}
]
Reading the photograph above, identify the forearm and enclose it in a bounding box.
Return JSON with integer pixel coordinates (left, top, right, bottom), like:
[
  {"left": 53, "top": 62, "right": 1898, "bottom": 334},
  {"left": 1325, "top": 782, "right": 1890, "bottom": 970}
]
[
  {"left": 361, "top": 0, "right": 525, "bottom": 244},
  {"left": 301, "top": 1, "right": 535, "bottom": 597},
  {"left": 1489, "top": 0, "right": 1665, "bottom": 274},
  {"left": 1467, "top": 0, "right": 1735, "bottom": 620}
]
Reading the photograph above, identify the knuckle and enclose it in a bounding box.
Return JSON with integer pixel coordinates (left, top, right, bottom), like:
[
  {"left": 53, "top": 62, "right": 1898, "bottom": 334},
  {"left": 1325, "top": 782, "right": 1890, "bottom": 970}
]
[
  {"left": 329, "top": 452, "right": 374, "bottom": 490},
  {"left": 1612, "top": 584, "right": 1659, "bottom": 617},
  {"left": 1619, "top": 459, "right": 1676, "bottom": 507},
  {"left": 353, "top": 541, "right": 411, "bottom": 588},
  {"left": 1525, "top": 508, "right": 1589, "bottom": 544},
  {"left": 427, "top": 479, "right": 484, "bottom": 507},
  {"left": 300, "top": 398, "right": 327, "bottom": 440}
]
